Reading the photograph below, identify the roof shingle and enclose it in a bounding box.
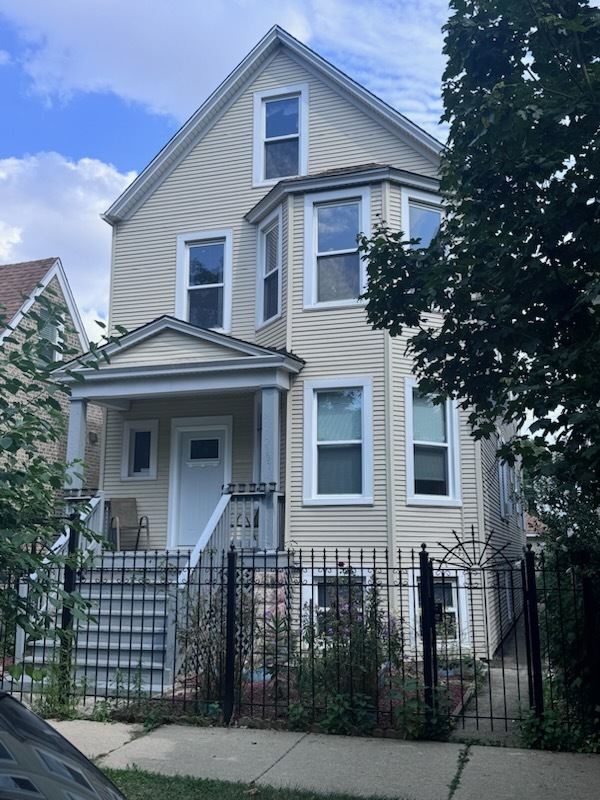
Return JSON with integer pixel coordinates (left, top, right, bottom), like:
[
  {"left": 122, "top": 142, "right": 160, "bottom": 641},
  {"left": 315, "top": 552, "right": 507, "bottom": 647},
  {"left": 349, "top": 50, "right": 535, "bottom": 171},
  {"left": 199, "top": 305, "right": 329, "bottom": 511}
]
[{"left": 0, "top": 258, "right": 57, "bottom": 323}]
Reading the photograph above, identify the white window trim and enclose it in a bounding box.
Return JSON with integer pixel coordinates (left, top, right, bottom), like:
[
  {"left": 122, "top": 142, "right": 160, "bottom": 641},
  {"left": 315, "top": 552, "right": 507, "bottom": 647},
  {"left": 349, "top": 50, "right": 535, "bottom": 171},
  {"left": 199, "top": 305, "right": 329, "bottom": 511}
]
[
  {"left": 176, "top": 229, "right": 233, "bottom": 333},
  {"left": 303, "top": 376, "right": 373, "bottom": 506},
  {"left": 252, "top": 83, "right": 308, "bottom": 187},
  {"left": 121, "top": 420, "right": 158, "bottom": 481},
  {"left": 408, "top": 568, "right": 469, "bottom": 648},
  {"left": 405, "top": 377, "right": 461, "bottom": 507},
  {"left": 303, "top": 187, "right": 371, "bottom": 309},
  {"left": 256, "top": 206, "right": 283, "bottom": 329},
  {"left": 499, "top": 459, "right": 516, "bottom": 520},
  {"left": 401, "top": 187, "right": 443, "bottom": 247}
]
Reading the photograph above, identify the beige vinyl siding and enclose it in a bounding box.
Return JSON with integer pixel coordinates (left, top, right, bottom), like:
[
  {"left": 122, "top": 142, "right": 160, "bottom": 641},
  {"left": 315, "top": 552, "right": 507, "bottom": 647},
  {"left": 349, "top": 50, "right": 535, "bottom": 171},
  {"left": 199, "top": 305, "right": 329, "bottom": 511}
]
[
  {"left": 388, "top": 183, "right": 403, "bottom": 232},
  {"left": 103, "top": 393, "right": 256, "bottom": 548},
  {"left": 388, "top": 331, "right": 482, "bottom": 555},
  {"left": 106, "top": 330, "right": 251, "bottom": 368},
  {"left": 110, "top": 50, "right": 438, "bottom": 339},
  {"left": 283, "top": 184, "right": 388, "bottom": 550}
]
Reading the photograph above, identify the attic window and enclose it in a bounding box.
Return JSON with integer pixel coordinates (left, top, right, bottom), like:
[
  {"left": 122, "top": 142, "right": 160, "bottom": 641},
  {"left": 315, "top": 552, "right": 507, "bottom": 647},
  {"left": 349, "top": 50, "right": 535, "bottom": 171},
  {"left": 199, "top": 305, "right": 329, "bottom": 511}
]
[
  {"left": 253, "top": 84, "right": 308, "bottom": 185},
  {"left": 38, "top": 307, "right": 62, "bottom": 363}
]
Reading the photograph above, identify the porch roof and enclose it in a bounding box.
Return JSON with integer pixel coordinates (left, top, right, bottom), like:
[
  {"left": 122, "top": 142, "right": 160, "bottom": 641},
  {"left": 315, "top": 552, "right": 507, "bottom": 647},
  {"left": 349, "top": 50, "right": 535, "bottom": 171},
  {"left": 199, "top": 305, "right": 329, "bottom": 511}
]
[{"left": 54, "top": 316, "right": 304, "bottom": 408}]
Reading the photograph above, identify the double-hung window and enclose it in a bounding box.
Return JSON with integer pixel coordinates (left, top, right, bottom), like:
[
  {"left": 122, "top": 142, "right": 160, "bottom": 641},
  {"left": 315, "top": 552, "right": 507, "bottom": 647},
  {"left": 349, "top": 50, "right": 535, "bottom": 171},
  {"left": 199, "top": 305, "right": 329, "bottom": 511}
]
[
  {"left": 176, "top": 230, "right": 232, "bottom": 332},
  {"left": 257, "top": 208, "right": 281, "bottom": 325},
  {"left": 401, "top": 188, "right": 442, "bottom": 248},
  {"left": 304, "top": 378, "right": 373, "bottom": 505},
  {"left": 253, "top": 84, "right": 308, "bottom": 185},
  {"left": 121, "top": 420, "right": 158, "bottom": 480},
  {"left": 405, "top": 377, "right": 460, "bottom": 506},
  {"left": 304, "top": 187, "right": 370, "bottom": 308}
]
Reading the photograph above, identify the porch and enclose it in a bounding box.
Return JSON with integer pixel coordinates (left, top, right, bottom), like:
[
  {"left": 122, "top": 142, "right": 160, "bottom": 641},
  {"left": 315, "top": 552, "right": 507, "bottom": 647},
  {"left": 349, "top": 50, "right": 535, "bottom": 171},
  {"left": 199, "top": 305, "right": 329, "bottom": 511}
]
[{"left": 56, "top": 317, "right": 304, "bottom": 553}]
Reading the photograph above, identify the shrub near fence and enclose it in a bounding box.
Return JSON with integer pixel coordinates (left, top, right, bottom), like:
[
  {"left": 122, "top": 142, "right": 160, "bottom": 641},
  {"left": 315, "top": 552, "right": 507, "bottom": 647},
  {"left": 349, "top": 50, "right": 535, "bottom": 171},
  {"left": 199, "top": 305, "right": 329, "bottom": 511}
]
[
  {"left": 3, "top": 543, "right": 597, "bottom": 747},
  {"left": 171, "top": 547, "right": 498, "bottom": 738}
]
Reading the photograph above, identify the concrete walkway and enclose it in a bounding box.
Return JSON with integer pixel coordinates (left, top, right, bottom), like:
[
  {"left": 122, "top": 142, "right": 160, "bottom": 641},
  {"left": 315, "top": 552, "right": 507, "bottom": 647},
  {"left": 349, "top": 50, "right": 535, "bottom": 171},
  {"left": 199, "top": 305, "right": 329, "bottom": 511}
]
[{"left": 50, "top": 719, "right": 600, "bottom": 800}]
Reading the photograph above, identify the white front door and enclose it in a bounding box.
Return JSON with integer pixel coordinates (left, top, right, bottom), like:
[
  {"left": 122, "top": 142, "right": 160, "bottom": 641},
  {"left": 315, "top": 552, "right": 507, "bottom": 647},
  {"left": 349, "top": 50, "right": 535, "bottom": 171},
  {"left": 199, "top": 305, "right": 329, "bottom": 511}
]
[{"left": 174, "top": 425, "right": 229, "bottom": 547}]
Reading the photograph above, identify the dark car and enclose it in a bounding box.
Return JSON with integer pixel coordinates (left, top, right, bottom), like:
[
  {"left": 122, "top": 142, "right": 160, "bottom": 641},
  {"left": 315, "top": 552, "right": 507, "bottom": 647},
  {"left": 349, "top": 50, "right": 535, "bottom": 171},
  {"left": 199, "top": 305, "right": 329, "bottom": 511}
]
[{"left": 0, "top": 692, "right": 127, "bottom": 799}]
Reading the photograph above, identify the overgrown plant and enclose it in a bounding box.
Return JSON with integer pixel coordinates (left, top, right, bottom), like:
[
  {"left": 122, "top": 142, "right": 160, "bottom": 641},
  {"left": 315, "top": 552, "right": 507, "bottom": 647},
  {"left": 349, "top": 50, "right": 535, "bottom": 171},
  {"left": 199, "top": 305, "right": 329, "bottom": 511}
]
[
  {"left": 294, "top": 564, "right": 404, "bottom": 732},
  {"left": 526, "top": 477, "right": 600, "bottom": 750},
  {"left": 0, "top": 290, "right": 123, "bottom": 680},
  {"left": 177, "top": 561, "right": 255, "bottom": 711}
]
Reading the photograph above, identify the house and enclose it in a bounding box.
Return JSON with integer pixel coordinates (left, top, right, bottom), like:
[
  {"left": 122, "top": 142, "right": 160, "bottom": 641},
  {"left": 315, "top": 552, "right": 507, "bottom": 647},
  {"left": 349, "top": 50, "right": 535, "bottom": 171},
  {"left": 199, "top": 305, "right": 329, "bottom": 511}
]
[
  {"left": 0, "top": 257, "right": 102, "bottom": 492},
  {"left": 50, "top": 28, "right": 524, "bottom": 687}
]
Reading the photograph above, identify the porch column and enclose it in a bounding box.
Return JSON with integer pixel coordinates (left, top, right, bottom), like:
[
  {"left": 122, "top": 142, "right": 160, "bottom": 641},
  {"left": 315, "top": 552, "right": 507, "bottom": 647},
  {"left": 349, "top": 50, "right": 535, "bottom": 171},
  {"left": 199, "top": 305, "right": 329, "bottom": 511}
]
[
  {"left": 260, "top": 387, "right": 280, "bottom": 548},
  {"left": 65, "top": 398, "right": 88, "bottom": 492}
]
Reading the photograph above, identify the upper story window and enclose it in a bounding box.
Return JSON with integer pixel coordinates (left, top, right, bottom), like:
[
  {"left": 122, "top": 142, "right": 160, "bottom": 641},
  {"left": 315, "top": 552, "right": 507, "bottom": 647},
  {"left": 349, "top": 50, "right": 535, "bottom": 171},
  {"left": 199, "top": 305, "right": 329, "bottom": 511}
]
[
  {"left": 405, "top": 377, "right": 461, "bottom": 507},
  {"left": 176, "top": 229, "right": 232, "bottom": 333},
  {"left": 257, "top": 208, "right": 282, "bottom": 326},
  {"left": 253, "top": 84, "right": 308, "bottom": 186},
  {"left": 401, "top": 188, "right": 442, "bottom": 249},
  {"left": 304, "top": 187, "right": 370, "bottom": 309},
  {"left": 303, "top": 377, "right": 373, "bottom": 506}
]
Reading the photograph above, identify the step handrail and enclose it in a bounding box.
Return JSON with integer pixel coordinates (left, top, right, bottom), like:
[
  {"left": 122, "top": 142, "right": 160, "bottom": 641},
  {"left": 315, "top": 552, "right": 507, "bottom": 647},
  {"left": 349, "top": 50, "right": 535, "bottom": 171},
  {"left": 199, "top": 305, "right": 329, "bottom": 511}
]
[{"left": 177, "top": 493, "right": 231, "bottom": 586}]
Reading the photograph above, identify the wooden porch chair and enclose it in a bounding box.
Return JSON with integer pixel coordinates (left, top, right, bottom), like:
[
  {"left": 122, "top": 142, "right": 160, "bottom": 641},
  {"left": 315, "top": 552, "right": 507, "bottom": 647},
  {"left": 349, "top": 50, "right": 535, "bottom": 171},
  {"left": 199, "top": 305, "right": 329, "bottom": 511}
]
[{"left": 110, "top": 498, "right": 150, "bottom": 550}]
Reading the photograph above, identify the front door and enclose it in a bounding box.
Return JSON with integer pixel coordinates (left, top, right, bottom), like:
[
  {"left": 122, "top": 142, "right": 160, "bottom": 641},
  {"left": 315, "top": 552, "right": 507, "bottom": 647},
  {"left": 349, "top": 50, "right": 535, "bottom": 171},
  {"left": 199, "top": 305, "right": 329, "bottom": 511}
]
[{"left": 174, "top": 425, "right": 229, "bottom": 547}]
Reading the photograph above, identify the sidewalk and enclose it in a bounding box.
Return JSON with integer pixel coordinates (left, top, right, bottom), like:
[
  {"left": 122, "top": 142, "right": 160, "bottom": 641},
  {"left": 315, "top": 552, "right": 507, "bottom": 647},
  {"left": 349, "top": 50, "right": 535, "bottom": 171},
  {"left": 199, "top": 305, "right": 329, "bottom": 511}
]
[{"left": 51, "top": 720, "right": 600, "bottom": 800}]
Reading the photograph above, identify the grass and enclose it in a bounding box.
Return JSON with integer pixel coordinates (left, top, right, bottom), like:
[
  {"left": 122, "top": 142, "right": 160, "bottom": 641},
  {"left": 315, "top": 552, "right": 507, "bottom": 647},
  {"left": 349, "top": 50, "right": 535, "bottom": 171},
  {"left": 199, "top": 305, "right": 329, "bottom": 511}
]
[{"left": 104, "top": 767, "right": 415, "bottom": 800}]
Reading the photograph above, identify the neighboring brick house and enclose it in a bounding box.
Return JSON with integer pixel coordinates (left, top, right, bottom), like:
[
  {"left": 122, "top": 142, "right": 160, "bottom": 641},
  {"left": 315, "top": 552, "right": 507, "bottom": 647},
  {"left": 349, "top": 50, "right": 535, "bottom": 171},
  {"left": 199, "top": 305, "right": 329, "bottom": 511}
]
[{"left": 0, "top": 257, "right": 102, "bottom": 491}]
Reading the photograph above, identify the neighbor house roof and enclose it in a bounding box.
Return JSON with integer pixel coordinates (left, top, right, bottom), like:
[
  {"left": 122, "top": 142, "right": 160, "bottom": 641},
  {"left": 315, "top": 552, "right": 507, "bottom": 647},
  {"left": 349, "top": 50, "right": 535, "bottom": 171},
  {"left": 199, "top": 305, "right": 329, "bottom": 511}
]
[
  {"left": 102, "top": 26, "right": 443, "bottom": 226},
  {"left": 0, "top": 258, "right": 58, "bottom": 323},
  {"left": 0, "top": 257, "right": 88, "bottom": 350}
]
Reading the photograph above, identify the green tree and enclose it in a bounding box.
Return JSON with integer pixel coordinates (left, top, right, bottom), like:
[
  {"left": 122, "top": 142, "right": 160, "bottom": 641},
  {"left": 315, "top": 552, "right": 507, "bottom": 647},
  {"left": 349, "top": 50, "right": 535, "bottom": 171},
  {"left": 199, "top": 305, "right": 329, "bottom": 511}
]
[
  {"left": 361, "top": 0, "right": 600, "bottom": 495},
  {"left": 0, "top": 291, "right": 115, "bottom": 661}
]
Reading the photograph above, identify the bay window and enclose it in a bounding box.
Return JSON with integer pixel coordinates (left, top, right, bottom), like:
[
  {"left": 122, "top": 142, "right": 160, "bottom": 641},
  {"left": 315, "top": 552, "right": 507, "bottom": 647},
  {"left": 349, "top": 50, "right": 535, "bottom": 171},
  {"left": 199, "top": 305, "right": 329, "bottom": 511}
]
[{"left": 304, "top": 377, "right": 373, "bottom": 505}]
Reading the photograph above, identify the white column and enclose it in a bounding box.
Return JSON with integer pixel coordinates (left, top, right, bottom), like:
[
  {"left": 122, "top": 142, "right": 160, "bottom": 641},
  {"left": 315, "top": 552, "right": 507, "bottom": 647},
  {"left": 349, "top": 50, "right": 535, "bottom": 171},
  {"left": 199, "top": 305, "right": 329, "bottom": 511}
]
[
  {"left": 260, "top": 387, "right": 280, "bottom": 485},
  {"left": 65, "top": 398, "right": 88, "bottom": 491},
  {"left": 260, "top": 387, "right": 280, "bottom": 549}
]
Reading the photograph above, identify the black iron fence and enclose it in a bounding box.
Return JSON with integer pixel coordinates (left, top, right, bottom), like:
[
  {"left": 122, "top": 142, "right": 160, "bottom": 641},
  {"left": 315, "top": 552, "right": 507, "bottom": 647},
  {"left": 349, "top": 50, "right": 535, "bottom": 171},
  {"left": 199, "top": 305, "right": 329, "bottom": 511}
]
[{"left": 0, "top": 542, "right": 597, "bottom": 745}]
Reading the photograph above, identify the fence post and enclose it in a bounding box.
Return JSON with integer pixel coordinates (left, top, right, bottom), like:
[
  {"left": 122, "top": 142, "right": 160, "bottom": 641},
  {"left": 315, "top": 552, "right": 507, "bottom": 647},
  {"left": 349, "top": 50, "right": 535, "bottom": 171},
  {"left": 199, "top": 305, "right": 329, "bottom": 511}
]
[
  {"left": 58, "top": 518, "right": 78, "bottom": 707},
  {"left": 581, "top": 572, "right": 600, "bottom": 721},
  {"left": 419, "top": 544, "right": 438, "bottom": 714},
  {"left": 523, "top": 545, "right": 543, "bottom": 719},
  {"left": 223, "top": 545, "right": 237, "bottom": 725}
]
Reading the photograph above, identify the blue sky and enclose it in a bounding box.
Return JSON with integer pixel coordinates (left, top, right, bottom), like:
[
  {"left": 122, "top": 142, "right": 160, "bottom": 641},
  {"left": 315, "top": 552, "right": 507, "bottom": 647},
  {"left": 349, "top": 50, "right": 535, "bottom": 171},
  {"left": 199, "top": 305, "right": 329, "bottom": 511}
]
[{"left": 0, "top": 0, "right": 449, "bottom": 335}]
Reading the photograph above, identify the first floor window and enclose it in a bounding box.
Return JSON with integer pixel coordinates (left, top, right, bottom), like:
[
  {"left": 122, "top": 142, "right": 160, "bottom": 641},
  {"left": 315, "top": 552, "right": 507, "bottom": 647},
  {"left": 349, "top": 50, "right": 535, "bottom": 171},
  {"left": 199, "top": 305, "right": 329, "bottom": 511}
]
[
  {"left": 316, "top": 388, "right": 363, "bottom": 494},
  {"left": 304, "top": 187, "right": 370, "bottom": 308},
  {"left": 122, "top": 420, "right": 158, "bottom": 480},
  {"left": 176, "top": 230, "right": 232, "bottom": 332},
  {"left": 406, "top": 377, "right": 460, "bottom": 505},
  {"left": 303, "top": 378, "right": 373, "bottom": 505}
]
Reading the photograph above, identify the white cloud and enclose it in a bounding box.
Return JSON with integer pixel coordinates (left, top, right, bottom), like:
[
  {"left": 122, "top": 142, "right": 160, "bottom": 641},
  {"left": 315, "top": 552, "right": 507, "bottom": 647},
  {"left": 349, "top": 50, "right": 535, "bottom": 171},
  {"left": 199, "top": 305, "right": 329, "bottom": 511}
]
[
  {"left": 0, "top": 50, "right": 10, "bottom": 65},
  {"left": 0, "top": 0, "right": 448, "bottom": 137},
  {"left": 0, "top": 153, "right": 135, "bottom": 337}
]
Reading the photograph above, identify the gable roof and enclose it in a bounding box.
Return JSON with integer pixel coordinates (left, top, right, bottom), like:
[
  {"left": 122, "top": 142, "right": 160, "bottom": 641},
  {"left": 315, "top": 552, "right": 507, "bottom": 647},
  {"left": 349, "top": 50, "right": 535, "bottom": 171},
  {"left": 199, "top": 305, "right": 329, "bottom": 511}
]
[
  {"left": 58, "top": 315, "right": 304, "bottom": 373},
  {"left": 103, "top": 26, "right": 443, "bottom": 226},
  {"left": 54, "top": 316, "right": 304, "bottom": 405},
  {"left": 0, "top": 257, "right": 88, "bottom": 350}
]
